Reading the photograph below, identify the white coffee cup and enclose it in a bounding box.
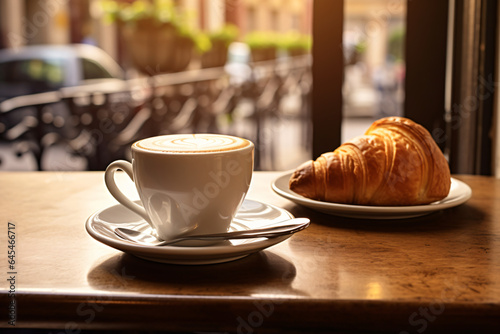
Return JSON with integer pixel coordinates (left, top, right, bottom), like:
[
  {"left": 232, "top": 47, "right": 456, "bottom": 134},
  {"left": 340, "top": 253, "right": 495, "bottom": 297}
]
[{"left": 104, "top": 134, "right": 254, "bottom": 241}]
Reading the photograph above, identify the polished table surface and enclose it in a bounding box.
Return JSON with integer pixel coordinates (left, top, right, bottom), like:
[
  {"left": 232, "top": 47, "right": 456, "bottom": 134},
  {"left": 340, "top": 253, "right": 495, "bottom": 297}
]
[{"left": 1, "top": 171, "right": 499, "bottom": 333}]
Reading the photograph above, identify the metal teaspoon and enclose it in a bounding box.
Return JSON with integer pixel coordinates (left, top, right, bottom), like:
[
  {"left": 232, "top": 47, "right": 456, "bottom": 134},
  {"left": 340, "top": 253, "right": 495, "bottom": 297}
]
[{"left": 114, "top": 217, "right": 310, "bottom": 246}]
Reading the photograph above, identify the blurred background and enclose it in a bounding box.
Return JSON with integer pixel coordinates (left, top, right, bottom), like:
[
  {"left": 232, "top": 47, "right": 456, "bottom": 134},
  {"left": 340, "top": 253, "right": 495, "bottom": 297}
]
[{"left": 0, "top": 0, "right": 405, "bottom": 171}]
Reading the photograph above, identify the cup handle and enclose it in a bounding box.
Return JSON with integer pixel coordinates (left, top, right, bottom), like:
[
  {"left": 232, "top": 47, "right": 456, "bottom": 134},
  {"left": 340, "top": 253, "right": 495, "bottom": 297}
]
[{"left": 104, "top": 160, "right": 151, "bottom": 225}]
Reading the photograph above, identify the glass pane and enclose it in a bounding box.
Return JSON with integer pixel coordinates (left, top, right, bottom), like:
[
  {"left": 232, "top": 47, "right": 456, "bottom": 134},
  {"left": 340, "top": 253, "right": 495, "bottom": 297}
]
[
  {"left": 342, "top": 0, "right": 406, "bottom": 142},
  {"left": 81, "top": 58, "right": 114, "bottom": 80},
  {"left": 0, "top": 59, "right": 65, "bottom": 87}
]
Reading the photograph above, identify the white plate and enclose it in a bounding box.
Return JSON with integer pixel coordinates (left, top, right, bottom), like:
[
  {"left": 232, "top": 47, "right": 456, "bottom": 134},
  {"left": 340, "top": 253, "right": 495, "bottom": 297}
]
[
  {"left": 86, "top": 199, "right": 295, "bottom": 265},
  {"left": 272, "top": 172, "right": 472, "bottom": 219}
]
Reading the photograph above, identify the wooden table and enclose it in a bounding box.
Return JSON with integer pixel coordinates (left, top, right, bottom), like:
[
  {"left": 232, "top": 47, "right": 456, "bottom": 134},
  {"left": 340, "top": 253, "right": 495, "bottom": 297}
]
[{"left": 0, "top": 172, "right": 499, "bottom": 333}]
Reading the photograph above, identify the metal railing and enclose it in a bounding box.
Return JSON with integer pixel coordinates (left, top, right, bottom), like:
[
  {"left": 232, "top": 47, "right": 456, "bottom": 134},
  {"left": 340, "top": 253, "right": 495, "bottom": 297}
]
[{"left": 0, "top": 55, "right": 312, "bottom": 171}]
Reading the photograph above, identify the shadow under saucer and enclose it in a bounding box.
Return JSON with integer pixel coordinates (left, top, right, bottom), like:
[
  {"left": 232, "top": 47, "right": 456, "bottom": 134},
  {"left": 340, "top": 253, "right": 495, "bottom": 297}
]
[{"left": 87, "top": 249, "right": 297, "bottom": 293}]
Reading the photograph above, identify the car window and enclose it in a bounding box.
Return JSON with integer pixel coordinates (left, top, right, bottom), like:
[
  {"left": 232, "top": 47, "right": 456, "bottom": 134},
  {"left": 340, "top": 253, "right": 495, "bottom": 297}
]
[
  {"left": 81, "top": 58, "right": 114, "bottom": 80},
  {"left": 0, "top": 59, "right": 65, "bottom": 88},
  {"left": 0, "top": 58, "right": 65, "bottom": 99}
]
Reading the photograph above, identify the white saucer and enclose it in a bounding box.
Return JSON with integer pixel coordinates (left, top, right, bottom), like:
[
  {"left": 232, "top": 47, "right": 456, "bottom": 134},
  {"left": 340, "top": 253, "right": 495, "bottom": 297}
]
[
  {"left": 86, "top": 199, "right": 294, "bottom": 265},
  {"left": 272, "top": 172, "right": 472, "bottom": 219}
]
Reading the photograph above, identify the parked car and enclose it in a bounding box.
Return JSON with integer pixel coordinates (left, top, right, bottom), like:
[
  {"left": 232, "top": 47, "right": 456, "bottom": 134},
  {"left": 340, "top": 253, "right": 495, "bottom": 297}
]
[
  {"left": 0, "top": 43, "right": 124, "bottom": 101},
  {"left": 0, "top": 44, "right": 128, "bottom": 171}
]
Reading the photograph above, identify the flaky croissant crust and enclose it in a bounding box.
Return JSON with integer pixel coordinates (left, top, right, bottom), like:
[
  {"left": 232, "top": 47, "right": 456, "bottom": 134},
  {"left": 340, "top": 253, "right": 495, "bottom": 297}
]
[{"left": 289, "top": 117, "right": 451, "bottom": 205}]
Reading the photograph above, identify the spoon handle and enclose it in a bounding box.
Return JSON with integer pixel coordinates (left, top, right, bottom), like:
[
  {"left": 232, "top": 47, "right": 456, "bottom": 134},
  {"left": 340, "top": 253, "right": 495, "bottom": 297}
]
[
  {"left": 187, "top": 220, "right": 310, "bottom": 240},
  {"left": 167, "top": 218, "right": 309, "bottom": 245},
  {"left": 114, "top": 218, "right": 310, "bottom": 247}
]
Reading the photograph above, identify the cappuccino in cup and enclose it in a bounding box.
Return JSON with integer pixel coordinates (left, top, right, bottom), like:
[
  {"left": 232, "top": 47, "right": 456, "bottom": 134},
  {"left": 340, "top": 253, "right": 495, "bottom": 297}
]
[
  {"left": 135, "top": 134, "right": 251, "bottom": 153},
  {"left": 105, "top": 134, "right": 254, "bottom": 241}
]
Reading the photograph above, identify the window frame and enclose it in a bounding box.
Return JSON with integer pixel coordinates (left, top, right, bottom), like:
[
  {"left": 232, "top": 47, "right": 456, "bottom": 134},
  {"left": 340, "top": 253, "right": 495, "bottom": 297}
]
[{"left": 312, "top": 0, "right": 497, "bottom": 175}]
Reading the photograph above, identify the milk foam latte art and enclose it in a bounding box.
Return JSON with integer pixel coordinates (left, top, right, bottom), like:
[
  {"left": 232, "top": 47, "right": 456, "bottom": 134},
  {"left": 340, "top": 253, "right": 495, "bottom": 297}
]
[{"left": 134, "top": 134, "right": 251, "bottom": 153}]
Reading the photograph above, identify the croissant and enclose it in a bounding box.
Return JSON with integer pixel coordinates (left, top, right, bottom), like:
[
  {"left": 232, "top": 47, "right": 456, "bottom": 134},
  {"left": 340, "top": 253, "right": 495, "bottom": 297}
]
[{"left": 289, "top": 117, "right": 451, "bottom": 206}]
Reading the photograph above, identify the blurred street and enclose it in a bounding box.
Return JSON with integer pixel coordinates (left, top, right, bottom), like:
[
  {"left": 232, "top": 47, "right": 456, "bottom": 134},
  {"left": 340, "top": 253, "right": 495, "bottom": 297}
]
[{"left": 0, "top": 0, "right": 404, "bottom": 172}]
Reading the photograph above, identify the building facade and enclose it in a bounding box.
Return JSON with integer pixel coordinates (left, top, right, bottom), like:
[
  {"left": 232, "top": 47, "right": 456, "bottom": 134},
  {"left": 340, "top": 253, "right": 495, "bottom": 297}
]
[{"left": 1, "top": 0, "right": 312, "bottom": 61}]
